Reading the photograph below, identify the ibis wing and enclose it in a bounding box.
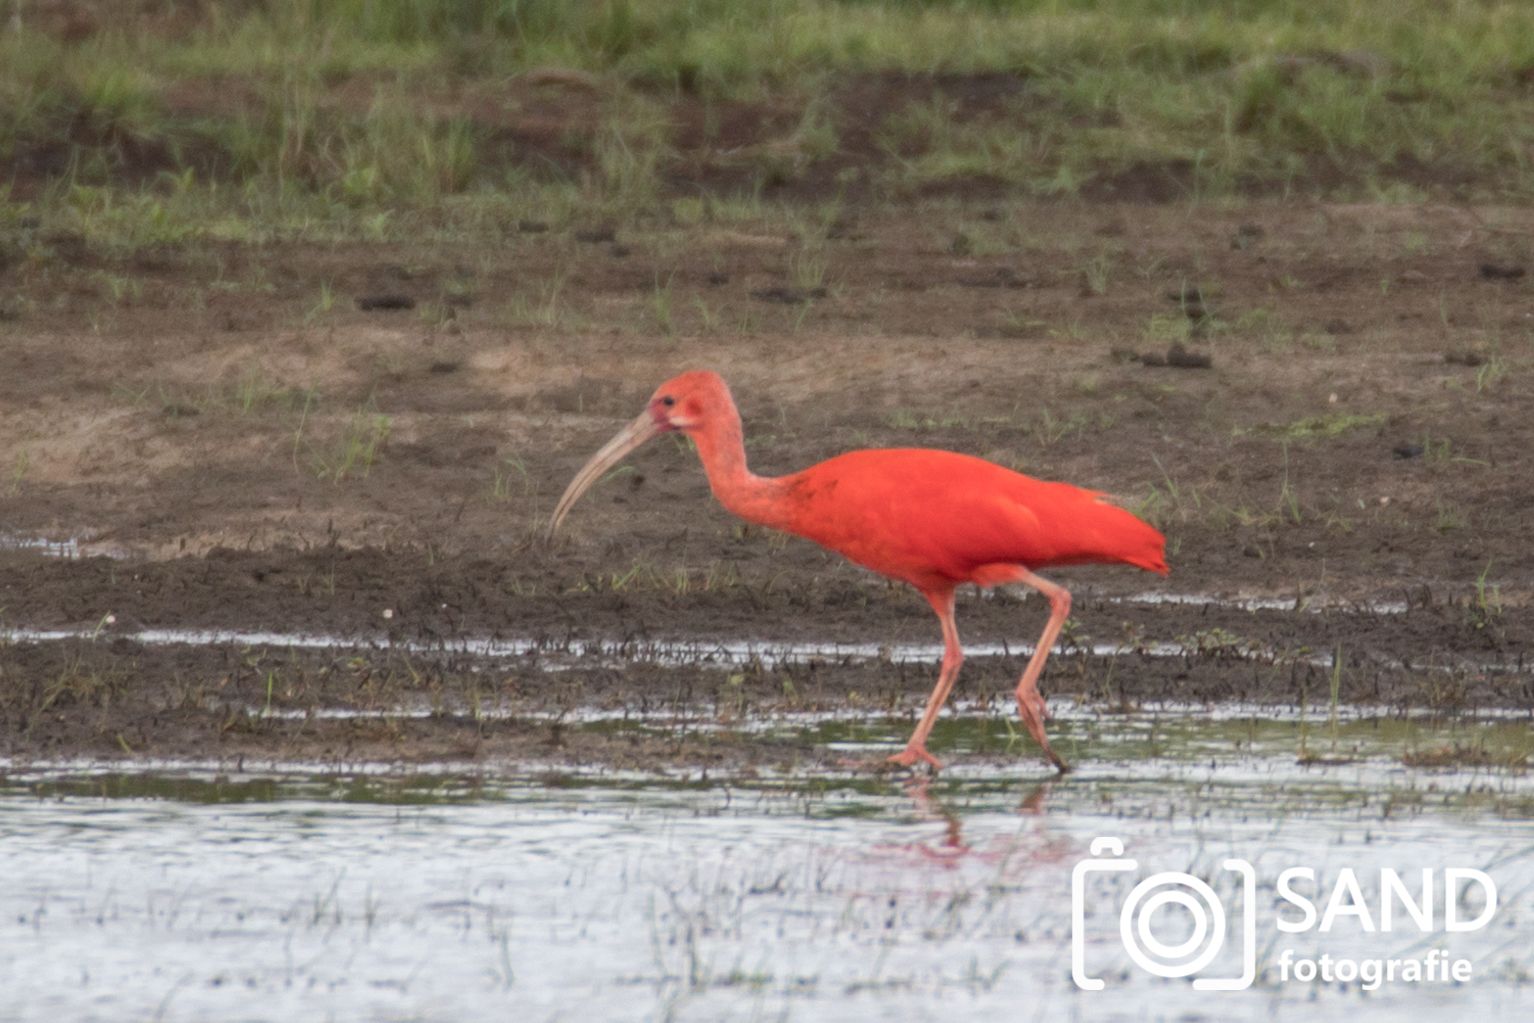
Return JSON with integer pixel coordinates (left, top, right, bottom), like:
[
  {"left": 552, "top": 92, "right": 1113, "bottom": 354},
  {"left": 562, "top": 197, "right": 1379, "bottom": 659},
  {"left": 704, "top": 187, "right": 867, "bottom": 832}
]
[{"left": 779, "top": 448, "right": 1165, "bottom": 582}]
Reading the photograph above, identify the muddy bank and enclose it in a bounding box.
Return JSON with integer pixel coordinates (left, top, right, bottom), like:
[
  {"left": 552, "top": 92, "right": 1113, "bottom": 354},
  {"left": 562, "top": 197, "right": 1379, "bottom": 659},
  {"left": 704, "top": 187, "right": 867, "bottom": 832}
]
[
  {"left": 2, "top": 542, "right": 1526, "bottom": 654},
  {"left": 3, "top": 582, "right": 1529, "bottom": 768}
]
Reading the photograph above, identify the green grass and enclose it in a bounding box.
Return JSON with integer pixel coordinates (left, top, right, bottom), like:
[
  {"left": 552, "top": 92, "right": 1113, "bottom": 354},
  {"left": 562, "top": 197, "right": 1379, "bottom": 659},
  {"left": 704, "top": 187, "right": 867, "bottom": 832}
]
[
  {"left": 7, "top": 450, "right": 30, "bottom": 496},
  {"left": 4, "top": 1, "right": 1534, "bottom": 249},
  {"left": 491, "top": 455, "right": 534, "bottom": 502},
  {"left": 650, "top": 269, "right": 678, "bottom": 336},
  {"left": 309, "top": 410, "right": 391, "bottom": 483},
  {"left": 1467, "top": 560, "right": 1505, "bottom": 634},
  {"left": 1257, "top": 411, "right": 1389, "bottom": 441},
  {"left": 113, "top": 369, "right": 317, "bottom": 421}
]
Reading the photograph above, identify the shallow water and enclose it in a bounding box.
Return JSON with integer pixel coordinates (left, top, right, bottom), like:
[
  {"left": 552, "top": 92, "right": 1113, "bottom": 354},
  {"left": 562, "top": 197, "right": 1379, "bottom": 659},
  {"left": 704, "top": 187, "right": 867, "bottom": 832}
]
[
  {"left": 4, "top": 621, "right": 1529, "bottom": 678},
  {"left": 0, "top": 533, "right": 81, "bottom": 558},
  {"left": 2, "top": 711, "right": 1532, "bottom": 1023}
]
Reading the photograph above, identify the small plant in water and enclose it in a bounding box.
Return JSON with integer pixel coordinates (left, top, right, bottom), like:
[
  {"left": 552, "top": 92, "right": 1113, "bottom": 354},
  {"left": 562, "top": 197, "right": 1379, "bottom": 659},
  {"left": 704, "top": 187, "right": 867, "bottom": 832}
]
[
  {"left": 1467, "top": 561, "right": 1503, "bottom": 634},
  {"left": 1179, "top": 627, "right": 1257, "bottom": 657}
]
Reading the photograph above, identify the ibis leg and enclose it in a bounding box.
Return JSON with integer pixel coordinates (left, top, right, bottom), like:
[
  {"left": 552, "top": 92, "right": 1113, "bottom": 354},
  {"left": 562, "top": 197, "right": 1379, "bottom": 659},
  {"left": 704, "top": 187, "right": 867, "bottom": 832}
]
[
  {"left": 889, "top": 588, "right": 962, "bottom": 771},
  {"left": 1014, "top": 569, "right": 1071, "bottom": 773}
]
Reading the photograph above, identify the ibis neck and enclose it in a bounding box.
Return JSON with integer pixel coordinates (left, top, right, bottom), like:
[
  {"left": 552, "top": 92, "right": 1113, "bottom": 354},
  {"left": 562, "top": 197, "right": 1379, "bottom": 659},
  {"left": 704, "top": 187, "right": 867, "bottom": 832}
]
[{"left": 689, "top": 413, "right": 792, "bottom": 531}]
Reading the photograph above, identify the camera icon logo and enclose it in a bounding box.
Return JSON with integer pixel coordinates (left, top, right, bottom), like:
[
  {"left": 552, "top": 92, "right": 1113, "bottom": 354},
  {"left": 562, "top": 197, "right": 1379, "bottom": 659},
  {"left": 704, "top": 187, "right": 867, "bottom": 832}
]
[{"left": 1072, "top": 837, "right": 1256, "bottom": 991}]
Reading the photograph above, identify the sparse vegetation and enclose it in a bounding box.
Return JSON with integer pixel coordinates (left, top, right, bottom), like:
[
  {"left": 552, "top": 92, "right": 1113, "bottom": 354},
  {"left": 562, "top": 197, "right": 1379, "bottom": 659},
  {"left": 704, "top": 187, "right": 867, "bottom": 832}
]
[
  {"left": 1467, "top": 561, "right": 1504, "bottom": 634},
  {"left": 491, "top": 455, "right": 534, "bottom": 502},
  {"left": 508, "top": 268, "right": 573, "bottom": 330},
  {"left": 1476, "top": 354, "right": 1508, "bottom": 393},
  {"left": 111, "top": 370, "right": 316, "bottom": 420},
  {"left": 309, "top": 410, "right": 391, "bottom": 483},
  {"left": 1434, "top": 499, "right": 1467, "bottom": 534},
  {"left": 786, "top": 242, "right": 829, "bottom": 294},
  {"left": 650, "top": 269, "right": 677, "bottom": 337},
  {"left": 1259, "top": 412, "right": 1387, "bottom": 441},
  {"left": 7, "top": 450, "right": 29, "bottom": 495},
  {"left": 1080, "top": 253, "right": 1113, "bottom": 296},
  {"left": 3, "top": 0, "right": 1534, "bottom": 251}
]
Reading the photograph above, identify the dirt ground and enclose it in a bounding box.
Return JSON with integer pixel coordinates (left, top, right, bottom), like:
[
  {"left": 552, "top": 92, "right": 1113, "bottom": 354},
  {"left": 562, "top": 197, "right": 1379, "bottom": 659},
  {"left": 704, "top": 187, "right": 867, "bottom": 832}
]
[{"left": 2, "top": 198, "right": 1532, "bottom": 768}]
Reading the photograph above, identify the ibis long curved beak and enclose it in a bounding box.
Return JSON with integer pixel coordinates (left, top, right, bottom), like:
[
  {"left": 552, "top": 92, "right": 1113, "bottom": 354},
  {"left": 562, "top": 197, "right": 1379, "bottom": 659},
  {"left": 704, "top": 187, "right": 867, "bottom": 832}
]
[{"left": 547, "top": 412, "right": 664, "bottom": 539}]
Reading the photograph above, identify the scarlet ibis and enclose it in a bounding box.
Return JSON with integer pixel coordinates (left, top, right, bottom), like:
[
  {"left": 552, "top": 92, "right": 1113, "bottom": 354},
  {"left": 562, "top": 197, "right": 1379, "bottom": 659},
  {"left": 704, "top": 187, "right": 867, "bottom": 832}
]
[{"left": 548, "top": 371, "right": 1168, "bottom": 772}]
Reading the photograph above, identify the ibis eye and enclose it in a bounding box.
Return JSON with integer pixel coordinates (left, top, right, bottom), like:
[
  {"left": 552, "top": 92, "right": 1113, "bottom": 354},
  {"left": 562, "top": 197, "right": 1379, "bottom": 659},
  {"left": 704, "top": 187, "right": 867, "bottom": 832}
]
[{"left": 660, "top": 395, "right": 675, "bottom": 407}]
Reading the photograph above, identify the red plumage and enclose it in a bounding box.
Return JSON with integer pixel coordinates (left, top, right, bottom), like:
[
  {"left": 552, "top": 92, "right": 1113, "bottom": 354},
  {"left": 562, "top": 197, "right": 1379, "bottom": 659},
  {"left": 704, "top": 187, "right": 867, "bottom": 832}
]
[{"left": 776, "top": 449, "right": 1168, "bottom": 590}]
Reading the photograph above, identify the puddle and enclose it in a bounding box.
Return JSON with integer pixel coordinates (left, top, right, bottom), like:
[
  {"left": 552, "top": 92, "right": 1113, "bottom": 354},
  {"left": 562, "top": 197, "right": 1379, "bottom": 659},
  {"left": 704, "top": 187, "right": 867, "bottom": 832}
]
[
  {"left": 1, "top": 712, "right": 1532, "bottom": 1022},
  {"left": 1106, "top": 589, "right": 1411, "bottom": 615},
  {"left": 0, "top": 531, "right": 128, "bottom": 559},
  {"left": 5, "top": 621, "right": 1531, "bottom": 679},
  {"left": 0, "top": 533, "right": 82, "bottom": 558},
  {"left": 234, "top": 698, "right": 1534, "bottom": 732},
  {"left": 0, "top": 622, "right": 1179, "bottom": 662}
]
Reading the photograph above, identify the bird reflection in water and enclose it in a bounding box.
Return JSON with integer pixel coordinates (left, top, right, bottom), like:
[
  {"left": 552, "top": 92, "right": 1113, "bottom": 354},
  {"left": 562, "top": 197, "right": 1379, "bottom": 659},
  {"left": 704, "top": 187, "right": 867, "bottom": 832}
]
[{"left": 867, "top": 777, "right": 1075, "bottom": 873}]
